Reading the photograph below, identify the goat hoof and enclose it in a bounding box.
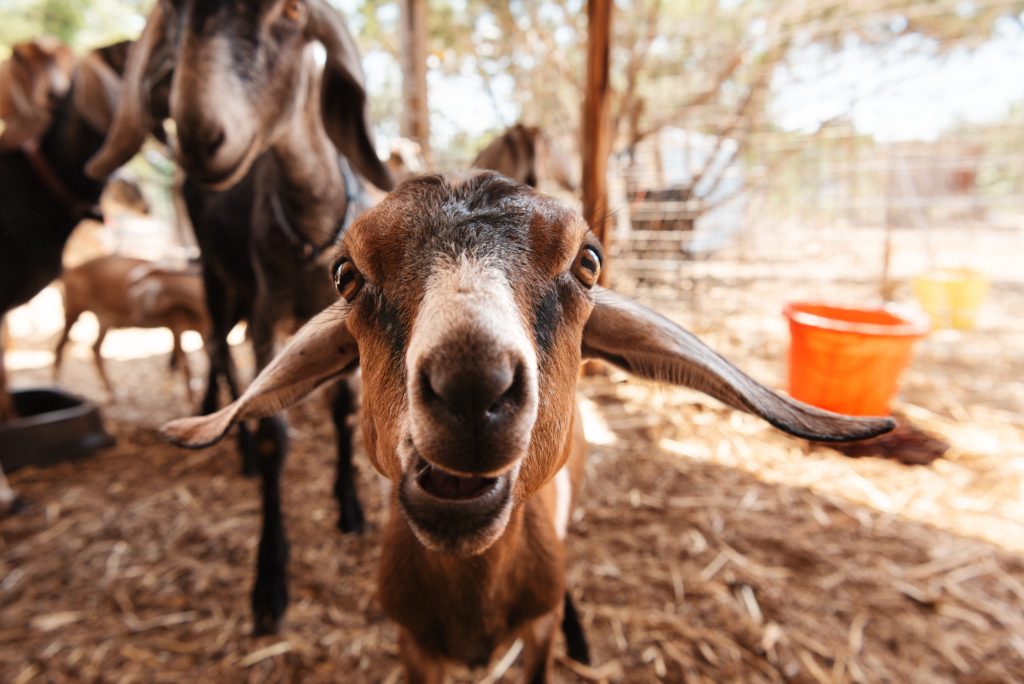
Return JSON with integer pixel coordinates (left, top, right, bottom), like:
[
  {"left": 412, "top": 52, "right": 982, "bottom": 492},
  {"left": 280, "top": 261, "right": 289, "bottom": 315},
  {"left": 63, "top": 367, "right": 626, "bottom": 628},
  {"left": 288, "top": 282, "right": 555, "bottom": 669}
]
[
  {"left": 0, "top": 496, "right": 30, "bottom": 519},
  {"left": 251, "top": 613, "right": 282, "bottom": 637}
]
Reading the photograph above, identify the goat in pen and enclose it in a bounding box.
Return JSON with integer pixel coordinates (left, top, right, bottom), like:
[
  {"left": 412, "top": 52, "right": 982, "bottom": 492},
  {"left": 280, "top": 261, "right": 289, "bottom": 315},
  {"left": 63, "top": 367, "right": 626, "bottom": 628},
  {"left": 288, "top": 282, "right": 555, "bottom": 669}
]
[{"left": 164, "top": 173, "right": 892, "bottom": 683}]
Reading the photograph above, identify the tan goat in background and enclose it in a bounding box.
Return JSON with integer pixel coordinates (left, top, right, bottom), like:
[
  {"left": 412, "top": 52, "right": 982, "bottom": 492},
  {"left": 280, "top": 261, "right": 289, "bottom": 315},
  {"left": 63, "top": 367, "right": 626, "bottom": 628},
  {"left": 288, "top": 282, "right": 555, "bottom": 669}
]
[{"left": 55, "top": 255, "right": 208, "bottom": 402}]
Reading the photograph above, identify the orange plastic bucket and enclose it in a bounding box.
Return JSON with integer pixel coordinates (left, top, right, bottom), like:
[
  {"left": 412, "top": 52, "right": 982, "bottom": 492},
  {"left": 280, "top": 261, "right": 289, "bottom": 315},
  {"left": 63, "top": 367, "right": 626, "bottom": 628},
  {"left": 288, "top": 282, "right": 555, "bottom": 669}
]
[{"left": 783, "top": 303, "right": 929, "bottom": 416}]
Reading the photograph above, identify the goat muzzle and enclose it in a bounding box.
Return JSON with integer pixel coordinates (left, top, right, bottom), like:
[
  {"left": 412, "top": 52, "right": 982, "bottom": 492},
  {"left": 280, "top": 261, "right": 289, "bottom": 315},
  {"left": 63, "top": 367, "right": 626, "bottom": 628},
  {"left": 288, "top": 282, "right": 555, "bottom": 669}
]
[
  {"left": 409, "top": 341, "right": 539, "bottom": 477},
  {"left": 397, "top": 447, "right": 517, "bottom": 557}
]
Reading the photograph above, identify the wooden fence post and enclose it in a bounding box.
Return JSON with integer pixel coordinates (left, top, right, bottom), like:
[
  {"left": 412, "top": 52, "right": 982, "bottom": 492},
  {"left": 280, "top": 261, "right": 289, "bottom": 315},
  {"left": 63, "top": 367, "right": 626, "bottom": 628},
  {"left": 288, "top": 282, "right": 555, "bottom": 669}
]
[{"left": 582, "top": 0, "right": 614, "bottom": 285}]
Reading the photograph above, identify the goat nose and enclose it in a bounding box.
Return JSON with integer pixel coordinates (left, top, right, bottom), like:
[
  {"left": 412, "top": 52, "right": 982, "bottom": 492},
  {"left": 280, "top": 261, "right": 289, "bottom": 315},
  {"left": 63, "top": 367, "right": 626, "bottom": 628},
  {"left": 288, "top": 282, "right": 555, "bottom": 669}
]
[
  {"left": 199, "top": 127, "right": 226, "bottom": 161},
  {"left": 180, "top": 125, "right": 226, "bottom": 163},
  {"left": 421, "top": 355, "right": 522, "bottom": 423}
]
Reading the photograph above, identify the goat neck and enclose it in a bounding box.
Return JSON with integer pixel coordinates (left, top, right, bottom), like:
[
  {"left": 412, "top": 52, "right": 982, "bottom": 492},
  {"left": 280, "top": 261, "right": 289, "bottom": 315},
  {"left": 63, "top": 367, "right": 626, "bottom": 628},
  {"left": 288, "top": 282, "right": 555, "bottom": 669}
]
[
  {"left": 266, "top": 58, "right": 350, "bottom": 254},
  {"left": 377, "top": 418, "right": 580, "bottom": 667}
]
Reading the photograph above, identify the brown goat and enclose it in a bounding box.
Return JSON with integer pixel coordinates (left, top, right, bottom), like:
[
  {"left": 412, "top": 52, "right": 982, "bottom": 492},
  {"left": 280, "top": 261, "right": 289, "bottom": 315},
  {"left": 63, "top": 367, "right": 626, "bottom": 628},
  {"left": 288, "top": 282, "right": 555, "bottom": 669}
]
[
  {"left": 1, "top": 40, "right": 126, "bottom": 517},
  {"left": 0, "top": 36, "right": 75, "bottom": 152},
  {"left": 164, "top": 173, "right": 892, "bottom": 682},
  {"left": 55, "top": 255, "right": 208, "bottom": 401},
  {"left": 385, "top": 137, "right": 428, "bottom": 184},
  {"left": 473, "top": 123, "right": 576, "bottom": 193}
]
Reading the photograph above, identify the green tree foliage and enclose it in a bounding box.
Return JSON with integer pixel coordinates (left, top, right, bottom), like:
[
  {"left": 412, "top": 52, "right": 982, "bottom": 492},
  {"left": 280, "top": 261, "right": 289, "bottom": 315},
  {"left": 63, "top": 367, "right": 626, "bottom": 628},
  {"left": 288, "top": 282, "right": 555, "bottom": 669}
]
[
  {"left": 0, "top": 0, "right": 149, "bottom": 53},
  {"left": 338, "top": 0, "right": 1023, "bottom": 166}
]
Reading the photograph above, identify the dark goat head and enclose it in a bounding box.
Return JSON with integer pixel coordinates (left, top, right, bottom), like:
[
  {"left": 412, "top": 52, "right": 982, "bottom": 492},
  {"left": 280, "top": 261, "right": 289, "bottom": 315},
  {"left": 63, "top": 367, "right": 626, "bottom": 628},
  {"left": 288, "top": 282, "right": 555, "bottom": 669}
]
[{"left": 87, "top": 0, "right": 392, "bottom": 191}]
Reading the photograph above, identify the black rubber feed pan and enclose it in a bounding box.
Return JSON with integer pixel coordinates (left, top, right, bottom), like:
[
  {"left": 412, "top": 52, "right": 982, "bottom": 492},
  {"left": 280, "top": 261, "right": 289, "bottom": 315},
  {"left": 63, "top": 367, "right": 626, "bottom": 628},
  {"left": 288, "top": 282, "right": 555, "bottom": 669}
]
[{"left": 0, "top": 388, "right": 114, "bottom": 472}]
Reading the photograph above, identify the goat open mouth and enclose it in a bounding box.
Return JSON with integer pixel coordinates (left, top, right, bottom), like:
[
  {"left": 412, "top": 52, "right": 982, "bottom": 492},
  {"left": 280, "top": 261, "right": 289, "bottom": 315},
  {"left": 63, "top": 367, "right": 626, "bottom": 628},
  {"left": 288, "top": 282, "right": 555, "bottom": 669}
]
[
  {"left": 413, "top": 454, "right": 500, "bottom": 501},
  {"left": 398, "top": 449, "right": 516, "bottom": 555}
]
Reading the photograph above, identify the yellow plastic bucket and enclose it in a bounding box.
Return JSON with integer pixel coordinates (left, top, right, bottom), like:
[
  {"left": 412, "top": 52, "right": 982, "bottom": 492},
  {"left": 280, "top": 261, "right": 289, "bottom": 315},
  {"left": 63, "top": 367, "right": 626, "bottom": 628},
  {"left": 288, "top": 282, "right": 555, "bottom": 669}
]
[{"left": 912, "top": 268, "right": 988, "bottom": 331}]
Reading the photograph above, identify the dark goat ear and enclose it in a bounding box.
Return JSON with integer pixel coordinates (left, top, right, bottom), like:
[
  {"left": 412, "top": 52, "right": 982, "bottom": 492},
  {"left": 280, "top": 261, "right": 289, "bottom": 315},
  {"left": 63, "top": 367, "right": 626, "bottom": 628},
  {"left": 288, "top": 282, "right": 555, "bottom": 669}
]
[
  {"left": 72, "top": 52, "right": 123, "bottom": 135},
  {"left": 86, "top": 3, "right": 171, "bottom": 179},
  {"left": 162, "top": 301, "right": 360, "bottom": 448},
  {"left": 582, "top": 289, "right": 895, "bottom": 443},
  {"left": 308, "top": 0, "right": 394, "bottom": 191},
  {"left": 472, "top": 125, "right": 519, "bottom": 179}
]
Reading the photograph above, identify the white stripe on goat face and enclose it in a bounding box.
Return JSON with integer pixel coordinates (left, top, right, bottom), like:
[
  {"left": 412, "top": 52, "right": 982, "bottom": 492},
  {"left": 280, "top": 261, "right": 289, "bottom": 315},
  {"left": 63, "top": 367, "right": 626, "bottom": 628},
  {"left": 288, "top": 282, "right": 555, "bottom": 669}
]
[{"left": 405, "top": 254, "right": 539, "bottom": 461}]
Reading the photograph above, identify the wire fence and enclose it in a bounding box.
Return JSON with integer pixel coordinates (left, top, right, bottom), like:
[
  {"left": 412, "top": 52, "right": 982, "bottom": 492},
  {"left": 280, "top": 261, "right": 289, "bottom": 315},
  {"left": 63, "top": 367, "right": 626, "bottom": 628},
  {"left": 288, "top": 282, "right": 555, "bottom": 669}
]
[{"left": 604, "top": 116, "right": 1024, "bottom": 338}]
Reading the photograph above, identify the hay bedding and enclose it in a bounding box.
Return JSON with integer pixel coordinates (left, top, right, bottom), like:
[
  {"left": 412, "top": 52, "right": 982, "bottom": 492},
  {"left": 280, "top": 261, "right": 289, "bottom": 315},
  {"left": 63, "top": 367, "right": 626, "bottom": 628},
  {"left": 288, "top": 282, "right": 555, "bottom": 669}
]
[{"left": 2, "top": 342, "right": 1023, "bottom": 683}]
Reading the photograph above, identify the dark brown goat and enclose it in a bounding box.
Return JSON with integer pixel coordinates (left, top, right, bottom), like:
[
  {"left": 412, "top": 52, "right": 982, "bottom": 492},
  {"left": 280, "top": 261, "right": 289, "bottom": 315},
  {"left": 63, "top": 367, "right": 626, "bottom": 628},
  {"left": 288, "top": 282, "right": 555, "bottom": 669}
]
[
  {"left": 473, "top": 123, "right": 576, "bottom": 192},
  {"left": 165, "top": 173, "right": 892, "bottom": 682},
  {"left": 87, "top": 0, "right": 393, "bottom": 634},
  {"left": 0, "top": 40, "right": 126, "bottom": 515}
]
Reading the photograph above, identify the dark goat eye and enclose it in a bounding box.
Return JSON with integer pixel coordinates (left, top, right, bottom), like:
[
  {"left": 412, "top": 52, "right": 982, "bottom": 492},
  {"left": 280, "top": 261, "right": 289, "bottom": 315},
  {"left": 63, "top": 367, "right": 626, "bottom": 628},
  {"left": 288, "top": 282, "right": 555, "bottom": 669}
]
[
  {"left": 573, "top": 246, "right": 602, "bottom": 288},
  {"left": 333, "top": 259, "right": 363, "bottom": 301}
]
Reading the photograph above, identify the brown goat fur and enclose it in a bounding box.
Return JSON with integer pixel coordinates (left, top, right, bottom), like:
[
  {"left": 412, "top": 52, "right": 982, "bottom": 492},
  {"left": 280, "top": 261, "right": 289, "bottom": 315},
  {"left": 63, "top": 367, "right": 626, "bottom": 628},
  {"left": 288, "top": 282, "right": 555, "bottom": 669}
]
[
  {"left": 164, "top": 173, "right": 893, "bottom": 682},
  {"left": 0, "top": 36, "right": 74, "bottom": 151}
]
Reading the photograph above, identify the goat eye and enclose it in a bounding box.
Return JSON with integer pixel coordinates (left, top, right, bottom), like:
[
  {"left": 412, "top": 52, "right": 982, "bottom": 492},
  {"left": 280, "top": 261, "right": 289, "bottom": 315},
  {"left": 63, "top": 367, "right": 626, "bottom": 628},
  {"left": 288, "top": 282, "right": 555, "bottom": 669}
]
[
  {"left": 333, "top": 259, "right": 363, "bottom": 301},
  {"left": 283, "top": 0, "right": 305, "bottom": 21},
  {"left": 573, "top": 246, "right": 602, "bottom": 288}
]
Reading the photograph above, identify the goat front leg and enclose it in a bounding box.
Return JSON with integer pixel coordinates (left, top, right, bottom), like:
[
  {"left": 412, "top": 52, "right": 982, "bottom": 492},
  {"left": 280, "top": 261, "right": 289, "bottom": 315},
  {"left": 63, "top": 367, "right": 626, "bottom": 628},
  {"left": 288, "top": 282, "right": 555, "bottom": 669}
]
[
  {"left": 249, "top": 301, "right": 290, "bottom": 635},
  {"left": 398, "top": 628, "right": 447, "bottom": 684},
  {"left": 521, "top": 612, "right": 559, "bottom": 684},
  {"left": 251, "top": 414, "right": 290, "bottom": 635},
  {"left": 329, "top": 378, "right": 365, "bottom": 533},
  {"left": 0, "top": 463, "right": 20, "bottom": 517},
  {"left": 561, "top": 590, "right": 591, "bottom": 665},
  {"left": 91, "top": 325, "right": 115, "bottom": 400},
  {"left": 52, "top": 307, "right": 80, "bottom": 382},
  {"left": 199, "top": 285, "right": 256, "bottom": 475},
  {"left": 170, "top": 329, "right": 194, "bottom": 404}
]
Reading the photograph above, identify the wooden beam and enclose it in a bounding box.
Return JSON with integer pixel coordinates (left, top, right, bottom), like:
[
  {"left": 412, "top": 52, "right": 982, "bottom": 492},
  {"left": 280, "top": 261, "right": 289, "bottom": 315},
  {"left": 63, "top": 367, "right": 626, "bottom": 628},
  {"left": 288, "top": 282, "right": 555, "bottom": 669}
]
[
  {"left": 582, "top": 0, "right": 613, "bottom": 285},
  {"left": 400, "top": 0, "right": 431, "bottom": 162}
]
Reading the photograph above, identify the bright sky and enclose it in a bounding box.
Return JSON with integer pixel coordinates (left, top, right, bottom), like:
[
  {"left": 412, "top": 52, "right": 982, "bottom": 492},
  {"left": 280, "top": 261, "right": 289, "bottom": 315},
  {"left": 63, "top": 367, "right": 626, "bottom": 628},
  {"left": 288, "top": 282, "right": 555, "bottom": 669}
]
[
  {"left": 364, "top": 12, "right": 1024, "bottom": 148},
  {"left": 771, "top": 20, "right": 1024, "bottom": 141}
]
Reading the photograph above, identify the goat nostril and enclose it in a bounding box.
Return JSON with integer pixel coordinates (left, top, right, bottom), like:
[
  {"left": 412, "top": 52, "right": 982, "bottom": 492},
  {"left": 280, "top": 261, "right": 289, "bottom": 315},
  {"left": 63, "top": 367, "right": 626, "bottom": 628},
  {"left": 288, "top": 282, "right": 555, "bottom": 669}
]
[
  {"left": 422, "top": 356, "right": 521, "bottom": 420},
  {"left": 204, "top": 128, "right": 226, "bottom": 158},
  {"left": 486, "top": 364, "right": 523, "bottom": 416},
  {"left": 420, "top": 370, "right": 439, "bottom": 403}
]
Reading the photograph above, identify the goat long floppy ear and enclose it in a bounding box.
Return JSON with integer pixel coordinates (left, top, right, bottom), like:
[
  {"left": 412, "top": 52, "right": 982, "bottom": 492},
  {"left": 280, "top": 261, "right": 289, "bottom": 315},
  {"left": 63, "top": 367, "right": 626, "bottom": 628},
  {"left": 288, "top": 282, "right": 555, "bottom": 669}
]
[
  {"left": 72, "top": 53, "right": 123, "bottom": 135},
  {"left": 472, "top": 125, "right": 524, "bottom": 181},
  {"left": 162, "top": 301, "right": 360, "bottom": 448},
  {"left": 582, "top": 290, "right": 895, "bottom": 442},
  {"left": 308, "top": 0, "right": 394, "bottom": 191},
  {"left": 85, "top": 3, "right": 170, "bottom": 178}
]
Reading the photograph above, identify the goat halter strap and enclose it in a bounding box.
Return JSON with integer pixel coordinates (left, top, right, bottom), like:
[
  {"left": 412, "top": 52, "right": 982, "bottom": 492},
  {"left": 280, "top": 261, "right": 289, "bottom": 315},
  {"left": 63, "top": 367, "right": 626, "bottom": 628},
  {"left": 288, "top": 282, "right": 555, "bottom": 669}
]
[{"left": 270, "top": 157, "right": 359, "bottom": 262}]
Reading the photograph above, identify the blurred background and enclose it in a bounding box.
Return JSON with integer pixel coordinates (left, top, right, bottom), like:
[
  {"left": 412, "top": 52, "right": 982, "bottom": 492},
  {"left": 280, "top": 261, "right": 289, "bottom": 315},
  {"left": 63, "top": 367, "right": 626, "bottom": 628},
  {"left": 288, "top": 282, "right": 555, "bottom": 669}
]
[
  {"left": 2, "top": 1, "right": 1023, "bottom": 682},
  {"left": 5, "top": 0, "right": 1023, "bottom": 339}
]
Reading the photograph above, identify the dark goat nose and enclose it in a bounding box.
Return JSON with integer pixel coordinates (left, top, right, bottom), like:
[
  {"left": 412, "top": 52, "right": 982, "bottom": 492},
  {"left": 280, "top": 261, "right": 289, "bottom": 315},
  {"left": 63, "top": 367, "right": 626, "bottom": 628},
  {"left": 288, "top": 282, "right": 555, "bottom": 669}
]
[
  {"left": 411, "top": 341, "right": 538, "bottom": 475},
  {"left": 422, "top": 355, "right": 522, "bottom": 423},
  {"left": 180, "top": 125, "right": 226, "bottom": 163}
]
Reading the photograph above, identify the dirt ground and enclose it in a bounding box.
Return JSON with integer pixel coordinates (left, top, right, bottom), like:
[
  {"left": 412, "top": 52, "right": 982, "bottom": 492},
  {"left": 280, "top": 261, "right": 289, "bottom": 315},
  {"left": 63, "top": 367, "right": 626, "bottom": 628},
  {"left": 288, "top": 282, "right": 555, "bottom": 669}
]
[{"left": 2, "top": 259, "right": 1023, "bottom": 682}]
